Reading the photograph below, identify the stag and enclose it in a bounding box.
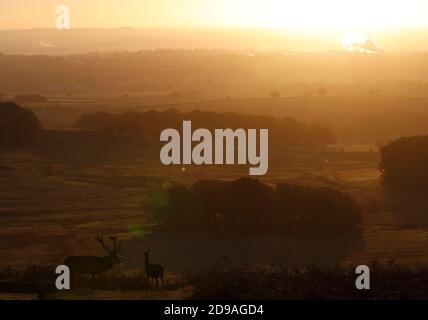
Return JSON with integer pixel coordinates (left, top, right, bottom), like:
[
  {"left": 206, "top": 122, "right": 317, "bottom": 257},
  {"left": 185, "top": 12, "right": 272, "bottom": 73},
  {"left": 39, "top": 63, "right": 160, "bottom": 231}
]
[
  {"left": 64, "top": 234, "right": 122, "bottom": 280},
  {"left": 144, "top": 251, "right": 164, "bottom": 290}
]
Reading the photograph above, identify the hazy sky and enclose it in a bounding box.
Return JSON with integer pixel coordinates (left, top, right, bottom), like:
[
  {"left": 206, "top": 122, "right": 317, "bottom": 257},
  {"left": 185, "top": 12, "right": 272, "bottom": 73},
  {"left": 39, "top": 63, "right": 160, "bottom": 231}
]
[{"left": 2, "top": 0, "right": 428, "bottom": 31}]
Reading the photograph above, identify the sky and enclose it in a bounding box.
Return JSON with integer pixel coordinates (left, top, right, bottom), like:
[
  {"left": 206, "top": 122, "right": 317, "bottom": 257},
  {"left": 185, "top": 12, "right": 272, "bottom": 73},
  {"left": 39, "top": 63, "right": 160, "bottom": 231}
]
[{"left": 2, "top": 0, "right": 428, "bottom": 32}]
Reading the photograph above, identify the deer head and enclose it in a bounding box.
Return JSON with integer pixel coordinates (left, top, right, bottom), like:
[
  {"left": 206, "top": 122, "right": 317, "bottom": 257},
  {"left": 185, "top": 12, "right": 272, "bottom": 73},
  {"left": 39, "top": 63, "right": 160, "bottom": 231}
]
[{"left": 95, "top": 233, "right": 122, "bottom": 264}]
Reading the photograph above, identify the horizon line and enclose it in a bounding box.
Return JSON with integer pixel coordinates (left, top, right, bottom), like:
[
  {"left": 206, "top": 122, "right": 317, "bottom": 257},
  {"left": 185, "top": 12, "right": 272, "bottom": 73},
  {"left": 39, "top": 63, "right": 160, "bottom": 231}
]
[{"left": 1, "top": 26, "right": 428, "bottom": 33}]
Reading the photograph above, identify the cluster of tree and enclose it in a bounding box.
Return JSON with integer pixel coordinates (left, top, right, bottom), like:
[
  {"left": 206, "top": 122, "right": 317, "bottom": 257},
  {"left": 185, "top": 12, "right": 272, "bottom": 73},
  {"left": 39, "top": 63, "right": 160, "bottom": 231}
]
[
  {"left": 14, "top": 94, "right": 48, "bottom": 104},
  {"left": 0, "top": 102, "right": 41, "bottom": 147},
  {"left": 76, "top": 109, "right": 335, "bottom": 147},
  {"left": 380, "top": 135, "right": 428, "bottom": 191},
  {"left": 145, "top": 178, "right": 361, "bottom": 234}
]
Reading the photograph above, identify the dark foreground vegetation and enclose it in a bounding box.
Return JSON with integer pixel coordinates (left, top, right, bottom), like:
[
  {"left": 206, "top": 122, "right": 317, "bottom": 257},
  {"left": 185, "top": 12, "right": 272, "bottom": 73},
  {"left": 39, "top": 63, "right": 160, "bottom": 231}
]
[
  {"left": 185, "top": 261, "right": 428, "bottom": 300},
  {"left": 145, "top": 178, "right": 361, "bottom": 234},
  {"left": 0, "top": 265, "right": 181, "bottom": 292},
  {"left": 2, "top": 261, "right": 428, "bottom": 299}
]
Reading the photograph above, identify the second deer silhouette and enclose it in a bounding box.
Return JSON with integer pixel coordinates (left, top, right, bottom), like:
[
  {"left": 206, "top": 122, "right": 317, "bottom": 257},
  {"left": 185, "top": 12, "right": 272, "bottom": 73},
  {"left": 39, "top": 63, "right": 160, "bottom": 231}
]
[{"left": 144, "top": 251, "right": 164, "bottom": 290}]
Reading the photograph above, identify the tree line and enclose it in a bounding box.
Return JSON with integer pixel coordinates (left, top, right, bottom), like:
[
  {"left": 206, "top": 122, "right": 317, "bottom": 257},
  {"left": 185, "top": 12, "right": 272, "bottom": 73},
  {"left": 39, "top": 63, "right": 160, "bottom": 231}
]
[{"left": 76, "top": 109, "right": 335, "bottom": 147}]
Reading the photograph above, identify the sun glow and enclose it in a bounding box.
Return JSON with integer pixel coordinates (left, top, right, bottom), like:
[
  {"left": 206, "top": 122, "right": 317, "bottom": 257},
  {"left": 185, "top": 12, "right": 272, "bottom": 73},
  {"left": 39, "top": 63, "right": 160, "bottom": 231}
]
[
  {"left": 340, "top": 32, "right": 382, "bottom": 53},
  {"left": 208, "top": 0, "right": 427, "bottom": 32},
  {"left": 1, "top": 0, "right": 428, "bottom": 31}
]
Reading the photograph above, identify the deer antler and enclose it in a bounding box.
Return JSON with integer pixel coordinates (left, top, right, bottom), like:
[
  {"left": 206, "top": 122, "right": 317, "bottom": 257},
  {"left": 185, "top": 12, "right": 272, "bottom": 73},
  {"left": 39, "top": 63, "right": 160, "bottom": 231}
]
[
  {"left": 107, "top": 233, "right": 122, "bottom": 254},
  {"left": 95, "top": 233, "right": 121, "bottom": 254},
  {"left": 95, "top": 234, "right": 112, "bottom": 253}
]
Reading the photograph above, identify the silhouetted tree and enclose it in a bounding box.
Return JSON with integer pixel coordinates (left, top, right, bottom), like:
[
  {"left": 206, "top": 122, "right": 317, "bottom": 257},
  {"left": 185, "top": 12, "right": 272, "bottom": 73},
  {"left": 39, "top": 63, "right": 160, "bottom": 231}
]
[
  {"left": 380, "top": 135, "right": 428, "bottom": 192},
  {"left": 0, "top": 102, "right": 41, "bottom": 147},
  {"left": 146, "top": 178, "right": 361, "bottom": 234}
]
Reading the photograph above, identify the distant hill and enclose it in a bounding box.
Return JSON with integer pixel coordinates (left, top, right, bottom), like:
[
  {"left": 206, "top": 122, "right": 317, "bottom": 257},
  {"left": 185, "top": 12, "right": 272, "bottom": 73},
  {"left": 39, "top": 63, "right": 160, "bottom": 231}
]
[
  {"left": 0, "top": 28, "right": 335, "bottom": 54},
  {"left": 0, "top": 28, "right": 428, "bottom": 54}
]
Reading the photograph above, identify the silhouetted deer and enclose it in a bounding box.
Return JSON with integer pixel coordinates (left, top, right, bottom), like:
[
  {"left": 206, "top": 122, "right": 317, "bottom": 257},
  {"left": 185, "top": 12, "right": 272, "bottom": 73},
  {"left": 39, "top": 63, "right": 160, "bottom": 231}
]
[
  {"left": 64, "top": 234, "right": 122, "bottom": 281},
  {"left": 143, "top": 251, "right": 164, "bottom": 290}
]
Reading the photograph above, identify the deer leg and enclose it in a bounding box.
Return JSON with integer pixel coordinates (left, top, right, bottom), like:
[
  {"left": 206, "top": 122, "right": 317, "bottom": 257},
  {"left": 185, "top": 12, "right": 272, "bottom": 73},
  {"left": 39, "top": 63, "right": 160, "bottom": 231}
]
[
  {"left": 147, "top": 276, "right": 153, "bottom": 291},
  {"left": 155, "top": 277, "right": 159, "bottom": 291}
]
